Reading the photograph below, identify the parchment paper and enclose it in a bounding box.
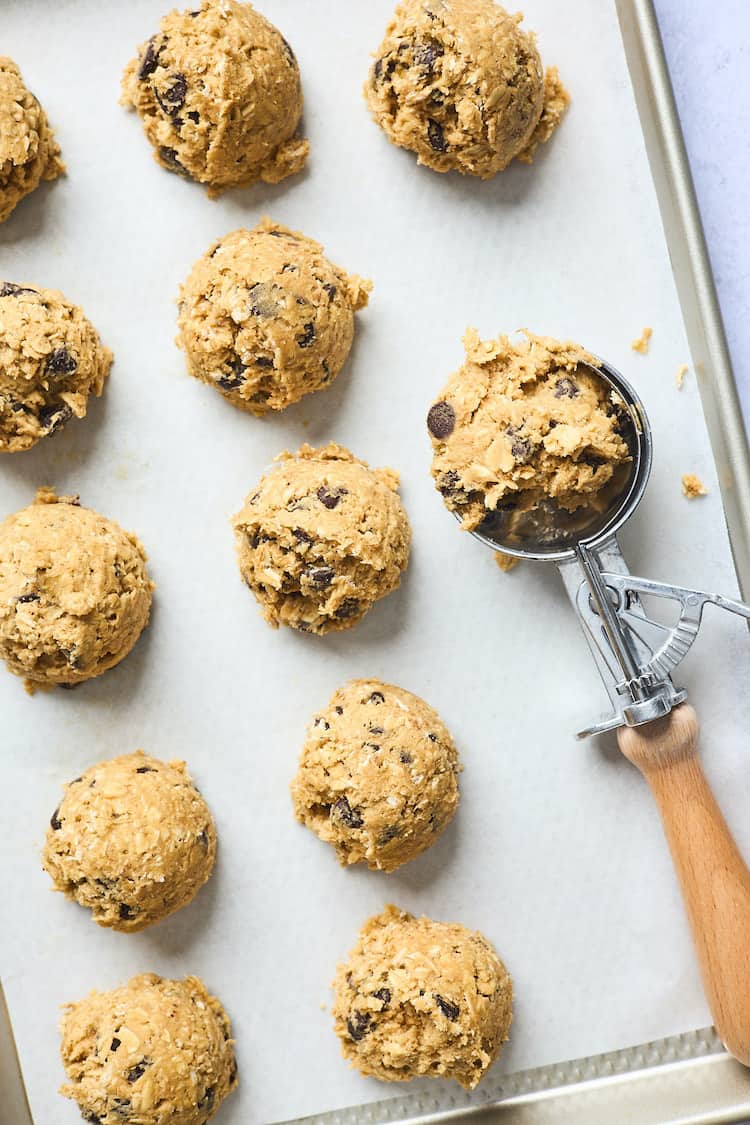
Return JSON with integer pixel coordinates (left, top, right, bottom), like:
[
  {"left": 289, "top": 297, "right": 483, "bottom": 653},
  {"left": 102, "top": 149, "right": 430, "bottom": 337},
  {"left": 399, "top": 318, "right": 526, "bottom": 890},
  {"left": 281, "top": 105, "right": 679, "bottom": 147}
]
[{"left": 2, "top": 2, "right": 750, "bottom": 1122}]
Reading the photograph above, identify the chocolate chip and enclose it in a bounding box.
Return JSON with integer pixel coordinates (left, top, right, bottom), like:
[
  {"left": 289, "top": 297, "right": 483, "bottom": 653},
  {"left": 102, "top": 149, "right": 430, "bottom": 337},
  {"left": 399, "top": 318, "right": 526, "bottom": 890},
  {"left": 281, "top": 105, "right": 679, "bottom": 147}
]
[
  {"left": 332, "top": 796, "right": 363, "bottom": 829},
  {"left": 580, "top": 452, "right": 606, "bottom": 469},
  {"left": 50, "top": 807, "right": 62, "bottom": 830},
  {"left": 198, "top": 1086, "right": 215, "bottom": 1112},
  {"left": 307, "top": 565, "right": 334, "bottom": 587},
  {"left": 322, "top": 282, "right": 337, "bottom": 302},
  {"left": 156, "top": 73, "right": 187, "bottom": 116},
  {"left": 400, "top": 751, "right": 413, "bottom": 764},
  {"left": 346, "top": 1011, "right": 372, "bottom": 1041},
  {"left": 414, "top": 42, "right": 444, "bottom": 72},
  {"left": 427, "top": 400, "right": 455, "bottom": 438},
  {"left": 138, "top": 38, "right": 162, "bottom": 80},
  {"left": 119, "top": 903, "right": 137, "bottom": 921},
  {"left": 255, "top": 355, "right": 274, "bottom": 368},
  {"left": 369, "top": 726, "right": 385, "bottom": 735},
  {"left": 198, "top": 829, "right": 209, "bottom": 847},
  {"left": 317, "top": 486, "right": 347, "bottom": 509},
  {"left": 334, "top": 706, "right": 343, "bottom": 715},
  {"left": 297, "top": 321, "right": 316, "bottom": 348},
  {"left": 374, "top": 58, "right": 384, "bottom": 81},
  {"left": 369, "top": 691, "right": 385, "bottom": 704},
  {"left": 10, "top": 402, "right": 26, "bottom": 413},
  {"left": 110, "top": 1037, "right": 121, "bottom": 1052},
  {"left": 126, "top": 1060, "right": 149, "bottom": 1083},
  {"left": 293, "top": 527, "right": 312, "bottom": 544},
  {"left": 510, "top": 435, "right": 531, "bottom": 460},
  {"left": 0, "top": 282, "right": 36, "bottom": 297},
  {"left": 427, "top": 732, "right": 438, "bottom": 742},
  {"left": 38, "top": 402, "right": 72, "bottom": 433},
  {"left": 280, "top": 36, "right": 297, "bottom": 66},
  {"left": 378, "top": 824, "right": 400, "bottom": 845},
  {"left": 46, "top": 348, "right": 78, "bottom": 375},
  {"left": 15, "top": 593, "right": 39, "bottom": 603},
  {"left": 81, "top": 1112, "right": 102, "bottom": 1124},
  {"left": 373, "top": 987, "right": 392, "bottom": 1010},
  {"left": 364, "top": 742, "right": 381, "bottom": 752},
  {"left": 438, "top": 469, "right": 462, "bottom": 498},
  {"left": 219, "top": 356, "right": 246, "bottom": 391},
  {"left": 554, "top": 377, "right": 580, "bottom": 399},
  {"left": 335, "top": 598, "right": 359, "bottom": 620},
  {"left": 186, "top": 110, "right": 200, "bottom": 124},
  {"left": 135, "top": 766, "right": 155, "bottom": 774},
  {"left": 434, "top": 994, "right": 460, "bottom": 1020},
  {"left": 428, "top": 119, "right": 448, "bottom": 152},
  {"left": 159, "top": 146, "right": 184, "bottom": 171}
]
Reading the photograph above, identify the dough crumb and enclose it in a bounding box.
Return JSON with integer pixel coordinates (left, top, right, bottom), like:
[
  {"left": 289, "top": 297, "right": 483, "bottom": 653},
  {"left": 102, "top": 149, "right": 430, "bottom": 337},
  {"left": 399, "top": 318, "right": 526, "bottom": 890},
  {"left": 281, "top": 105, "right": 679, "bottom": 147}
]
[
  {"left": 675, "top": 364, "right": 689, "bottom": 389},
  {"left": 682, "top": 473, "right": 708, "bottom": 499},
  {"left": 495, "top": 552, "right": 520, "bottom": 573},
  {"left": 631, "top": 327, "right": 652, "bottom": 355}
]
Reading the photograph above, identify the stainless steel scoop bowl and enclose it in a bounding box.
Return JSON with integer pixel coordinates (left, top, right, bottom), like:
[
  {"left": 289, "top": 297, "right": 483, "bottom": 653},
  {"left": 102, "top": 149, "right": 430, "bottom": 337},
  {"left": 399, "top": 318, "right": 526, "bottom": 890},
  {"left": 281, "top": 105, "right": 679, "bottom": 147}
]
[{"left": 459, "top": 357, "right": 750, "bottom": 737}]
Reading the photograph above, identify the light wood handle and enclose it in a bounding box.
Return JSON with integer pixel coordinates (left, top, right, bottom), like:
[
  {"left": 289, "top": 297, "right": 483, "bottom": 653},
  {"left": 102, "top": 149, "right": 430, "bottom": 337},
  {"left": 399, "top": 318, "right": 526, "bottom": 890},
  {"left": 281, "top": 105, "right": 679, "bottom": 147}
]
[{"left": 618, "top": 704, "right": 750, "bottom": 1066}]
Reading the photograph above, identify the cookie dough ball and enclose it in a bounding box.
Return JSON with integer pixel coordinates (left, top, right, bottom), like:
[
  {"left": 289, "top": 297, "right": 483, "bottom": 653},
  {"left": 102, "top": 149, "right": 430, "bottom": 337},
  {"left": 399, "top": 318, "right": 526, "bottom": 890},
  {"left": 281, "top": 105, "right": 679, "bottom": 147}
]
[
  {"left": 178, "top": 220, "right": 371, "bottom": 414},
  {"left": 0, "top": 490, "right": 152, "bottom": 688},
  {"left": 60, "top": 974, "right": 237, "bottom": 1125},
  {"left": 121, "top": 0, "right": 308, "bottom": 194},
  {"left": 43, "top": 752, "right": 216, "bottom": 932},
  {"left": 292, "top": 679, "right": 459, "bottom": 871},
  {"left": 428, "top": 331, "right": 631, "bottom": 530},
  {"left": 0, "top": 282, "right": 112, "bottom": 452},
  {"left": 365, "top": 0, "right": 569, "bottom": 178},
  {"left": 234, "top": 444, "right": 410, "bottom": 634},
  {"left": 333, "top": 905, "right": 513, "bottom": 1089},
  {"left": 0, "top": 57, "right": 64, "bottom": 223}
]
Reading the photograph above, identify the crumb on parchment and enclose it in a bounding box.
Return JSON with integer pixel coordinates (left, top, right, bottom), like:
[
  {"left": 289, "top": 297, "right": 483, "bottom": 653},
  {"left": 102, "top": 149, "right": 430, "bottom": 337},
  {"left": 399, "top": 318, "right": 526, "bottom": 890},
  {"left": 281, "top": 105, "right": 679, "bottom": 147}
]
[
  {"left": 682, "top": 473, "right": 708, "bottom": 499},
  {"left": 631, "top": 327, "right": 652, "bottom": 355},
  {"left": 495, "top": 552, "right": 520, "bottom": 573},
  {"left": 675, "top": 364, "right": 689, "bottom": 389}
]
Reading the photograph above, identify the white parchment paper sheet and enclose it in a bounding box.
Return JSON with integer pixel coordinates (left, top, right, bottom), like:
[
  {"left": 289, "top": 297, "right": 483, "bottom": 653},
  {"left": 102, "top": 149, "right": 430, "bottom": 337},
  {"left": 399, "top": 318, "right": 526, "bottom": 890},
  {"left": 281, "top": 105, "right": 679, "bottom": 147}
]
[{"left": 2, "top": 1, "right": 750, "bottom": 1122}]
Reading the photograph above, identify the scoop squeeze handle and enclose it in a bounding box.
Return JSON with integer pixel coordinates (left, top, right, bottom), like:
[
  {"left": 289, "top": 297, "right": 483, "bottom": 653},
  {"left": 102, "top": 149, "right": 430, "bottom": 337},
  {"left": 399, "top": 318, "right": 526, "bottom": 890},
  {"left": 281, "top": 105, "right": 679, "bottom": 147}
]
[{"left": 618, "top": 704, "right": 750, "bottom": 1067}]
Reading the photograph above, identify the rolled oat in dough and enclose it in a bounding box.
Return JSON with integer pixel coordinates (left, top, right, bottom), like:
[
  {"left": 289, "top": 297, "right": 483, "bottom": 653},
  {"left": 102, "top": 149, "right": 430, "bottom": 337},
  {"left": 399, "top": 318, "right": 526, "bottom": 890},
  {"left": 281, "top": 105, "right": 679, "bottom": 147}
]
[
  {"left": 0, "top": 281, "right": 112, "bottom": 452},
  {"left": 43, "top": 751, "right": 216, "bottom": 932},
  {"left": 0, "top": 490, "right": 153, "bottom": 688},
  {"left": 291, "top": 679, "right": 460, "bottom": 872},
  {"left": 0, "top": 56, "right": 64, "bottom": 223},
  {"left": 365, "top": 0, "right": 569, "bottom": 178},
  {"left": 60, "top": 973, "right": 237, "bottom": 1124},
  {"left": 428, "top": 330, "right": 631, "bottom": 530},
  {"left": 233, "top": 443, "right": 411, "bottom": 634},
  {"left": 121, "top": 0, "right": 308, "bottom": 194},
  {"left": 333, "top": 904, "right": 513, "bottom": 1089},
  {"left": 178, "top": 219, "right": 371, "bottom": 414}
]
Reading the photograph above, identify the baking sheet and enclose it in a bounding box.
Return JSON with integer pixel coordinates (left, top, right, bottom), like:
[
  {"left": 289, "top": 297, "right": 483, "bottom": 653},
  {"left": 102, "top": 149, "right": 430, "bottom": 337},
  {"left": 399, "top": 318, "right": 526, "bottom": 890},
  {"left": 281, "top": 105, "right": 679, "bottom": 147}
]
[{"left": 2, "top": 1, "right": 750, "bottom": 1122}]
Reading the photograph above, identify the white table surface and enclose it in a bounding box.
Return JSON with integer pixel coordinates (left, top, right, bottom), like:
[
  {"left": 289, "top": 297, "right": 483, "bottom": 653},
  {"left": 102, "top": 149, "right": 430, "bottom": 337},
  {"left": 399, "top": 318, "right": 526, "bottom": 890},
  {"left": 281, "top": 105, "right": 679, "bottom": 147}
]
[{"left": 654, "top": 0, "right": 750, "bottom": 423}]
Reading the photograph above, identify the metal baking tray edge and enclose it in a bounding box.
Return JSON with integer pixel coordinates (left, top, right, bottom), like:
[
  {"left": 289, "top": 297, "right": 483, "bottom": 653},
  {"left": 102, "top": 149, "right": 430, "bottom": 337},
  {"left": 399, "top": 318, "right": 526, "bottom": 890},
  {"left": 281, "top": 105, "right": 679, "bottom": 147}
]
[{"left": 285, "top": 1, "right": 750, "bottom": 1122}]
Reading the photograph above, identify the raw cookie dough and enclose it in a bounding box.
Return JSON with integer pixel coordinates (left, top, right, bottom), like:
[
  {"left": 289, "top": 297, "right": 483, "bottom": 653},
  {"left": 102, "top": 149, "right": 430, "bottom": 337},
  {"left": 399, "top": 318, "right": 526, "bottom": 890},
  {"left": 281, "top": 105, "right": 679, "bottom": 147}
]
[
  {"left": 43, "top": 751, "right": 216, "bottom": 932},
  {"left": 60, "top": 973, "right": 237, "bottom": 1125},
  {"left": 233, "top": 443, "right": 411, "bottom": 633},
  {"left": 121, "top": 0, "right": 308, "bottom": 194},
  {"left": 178, "top": 219, "right": 371, "bottom": 414},
  {"left": 0, "top": 282, "right": 112, "bottom": 452},
  {"left": 291, "top": 679, "right": 460, "bottom": 872},
  {"left": 428, "top": 331, "right": 631, "bottom": 530},
  {"left": 365, "top": 0, "right": 569, "bottom": 178},
  {"left": 333, "top": 904, "right": 513, "bottom": 1089},
  {"left": 0, "top": 57, "right": 64, "bottom": 223},
  {"left": 0, "top": 490, "right": 152, "bottom": 688}
]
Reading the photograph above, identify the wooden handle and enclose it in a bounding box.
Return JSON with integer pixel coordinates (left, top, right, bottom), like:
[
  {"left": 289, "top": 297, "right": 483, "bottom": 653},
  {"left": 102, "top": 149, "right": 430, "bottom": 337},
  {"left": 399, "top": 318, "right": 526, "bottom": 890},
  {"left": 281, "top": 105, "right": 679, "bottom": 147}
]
[{"left": 618, "top": 704, "right": 750, "bottom": 1065}]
